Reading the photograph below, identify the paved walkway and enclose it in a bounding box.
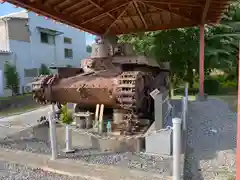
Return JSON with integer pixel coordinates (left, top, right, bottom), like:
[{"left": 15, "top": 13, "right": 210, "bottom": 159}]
[
  {"left": 0, "top": 106, "right": 51, "bottom": 138},
  {"left": 0, "top": 148, "right": 171, "bottom": 180},
  {"left": 184, "top": 98, "right": 236, "bottom": 180}
]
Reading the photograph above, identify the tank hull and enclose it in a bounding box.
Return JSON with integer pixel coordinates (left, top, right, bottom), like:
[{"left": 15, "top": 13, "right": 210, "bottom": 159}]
[{"left": 41, "top": 72, "right": 120, "bottom": 107}]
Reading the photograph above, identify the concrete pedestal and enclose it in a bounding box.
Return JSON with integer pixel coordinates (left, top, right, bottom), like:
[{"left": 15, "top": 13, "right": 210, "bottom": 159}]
[
  {"left": 91, "top": 136, "right": 145, "bottom": 153},
  {"left": 145, "top": 129, "right": 172, "bottom": 156}
]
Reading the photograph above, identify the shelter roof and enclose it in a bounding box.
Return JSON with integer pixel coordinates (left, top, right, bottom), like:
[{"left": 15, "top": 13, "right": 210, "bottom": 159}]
[{"left": 4, "top": 0, "right": 233, "bottom": 35}]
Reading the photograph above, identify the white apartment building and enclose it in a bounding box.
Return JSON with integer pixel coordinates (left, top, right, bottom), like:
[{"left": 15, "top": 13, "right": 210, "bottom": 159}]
[{"left": 0, "top": 10, "right": 88, "bottom": 94}]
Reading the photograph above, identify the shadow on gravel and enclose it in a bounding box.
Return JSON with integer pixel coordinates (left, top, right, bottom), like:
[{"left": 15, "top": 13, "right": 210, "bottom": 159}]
[{"left": 183, "top": 98, "right": 237, "bottom": 180}]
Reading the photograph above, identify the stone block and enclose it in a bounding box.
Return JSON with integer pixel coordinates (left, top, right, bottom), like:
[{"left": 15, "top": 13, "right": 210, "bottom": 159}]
[
  {"left": 145, "top": 129, "right": 172, "bottom": 156},
  {"left": 91, "top": 136, "right": 145, "bottom": 153}
]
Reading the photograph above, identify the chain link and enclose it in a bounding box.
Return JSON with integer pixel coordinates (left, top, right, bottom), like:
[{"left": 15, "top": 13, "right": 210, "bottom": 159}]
[{"left": 57, "top": 120, "right": 172, "bottom": 140}]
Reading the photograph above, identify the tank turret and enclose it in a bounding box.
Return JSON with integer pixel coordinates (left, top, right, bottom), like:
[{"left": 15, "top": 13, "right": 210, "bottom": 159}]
[{"left": 90, "top": 38, "right": 113, "bottom": 58}]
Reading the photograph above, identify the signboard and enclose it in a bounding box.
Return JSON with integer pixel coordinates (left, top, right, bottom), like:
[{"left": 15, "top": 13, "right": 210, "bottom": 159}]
[{"left": 150, "top": 88, "right": 161, "bottom": 100}]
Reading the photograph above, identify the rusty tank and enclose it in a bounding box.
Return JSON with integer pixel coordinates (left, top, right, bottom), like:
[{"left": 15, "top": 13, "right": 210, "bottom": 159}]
[{"left": 31, "top": 37, "right": 170, "bottom": 134}]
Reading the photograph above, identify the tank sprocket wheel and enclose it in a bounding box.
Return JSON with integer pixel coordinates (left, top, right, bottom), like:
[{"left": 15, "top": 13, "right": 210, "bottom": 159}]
[{"left": 32, "top": 74, "right": 60, "bottom": 104}]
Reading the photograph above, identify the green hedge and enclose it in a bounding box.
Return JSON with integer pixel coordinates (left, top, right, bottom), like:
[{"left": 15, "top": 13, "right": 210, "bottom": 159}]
[
  {"left": 174, "top": 87, "right": 198, "bottom": 95},
  {"left": 204, "top": 79, "right": 220, "bottom": 95},
  {"left": 173, "top": 76, "right": 237, "bottom": 96}
]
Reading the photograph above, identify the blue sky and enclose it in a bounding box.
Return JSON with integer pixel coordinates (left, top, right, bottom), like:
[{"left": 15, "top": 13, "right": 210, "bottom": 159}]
[{"left": 0, "top": 3, "right": 95, "bottom": 45}]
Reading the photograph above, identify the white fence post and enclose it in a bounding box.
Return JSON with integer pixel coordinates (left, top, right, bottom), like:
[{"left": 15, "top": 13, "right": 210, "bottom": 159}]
[
  {"left": 184, "top": 82, "right": 188, "bottom": 112},
  {"left": 172, "top": 117, "right": 182, "bottom": 180},
  {"left": 48, "top": 112, "right": 57, "bottom": 160},
  {"left": 64, "top": 125, "right": 75, "bottom": 153},
  {"left": 182, "top": 97, "right": 187, "bottom": 131}
]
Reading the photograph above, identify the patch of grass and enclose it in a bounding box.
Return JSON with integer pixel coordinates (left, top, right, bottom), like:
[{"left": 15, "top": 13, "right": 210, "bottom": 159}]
[
  {"left": 0, "top": 93, "right": 32, "bottom": 100},
  {"left": 0, "top": 104, "right": 45, "bottom": 117},
  {"left": 172, "top": 95, "right": 196, "bottom": 101}
]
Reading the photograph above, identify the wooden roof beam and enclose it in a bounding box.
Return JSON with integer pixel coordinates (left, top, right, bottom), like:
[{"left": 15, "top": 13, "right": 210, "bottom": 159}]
[
  {"left": 139, "top": 1, "right": 199, "bottom": 22},
  {"left": 86, "top": 0, "right": 115, "bottom": 20},
  {"left": 133, "top": 1, "right": 148, "bottom": 29},
  {"left": 142, "top": 0, "right": 202, "bottom": 7},
  {"left": 104, "top": 2, "right": 132, "bottom": 36},
  {"left": 81, "top": 2, "right": 129, "bottom": 25},
  {"left": 114, "top": 21, "right": 198, "bottom": 35},
  {"left": 60, "top": 0, "right": 87, "bottom": 13},
  {"left": 201, "top": 0, "right": 212, "bottom": 23}
]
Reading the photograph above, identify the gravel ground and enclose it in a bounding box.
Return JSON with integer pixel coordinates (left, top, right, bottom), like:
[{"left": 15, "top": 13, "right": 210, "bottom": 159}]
[
  {"left": 184, "top": 97, "right": 236, "bottom": 180},
  {"left": 0, "top": 160, "right": 88, "bottom": 180},
  {"left": 0, "top": 100, "right": 182, "bottom": 177},
  {"left": 0, "top": 136, "right": 172, "bottom": 176}
]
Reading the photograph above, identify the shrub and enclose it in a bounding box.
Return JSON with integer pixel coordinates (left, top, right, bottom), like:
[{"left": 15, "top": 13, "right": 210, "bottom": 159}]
[
  {"left": 221, "top": 80, "right": 237, "bottom": 89},
  {"left": 60, "top": 105, "right": 73, "bottom": 125},
  {"left": 4, "top": 62, "right": 20, "bottom": 95},
  {"left": 213, "top": 75, "right": 226, "bottom": 84},
  {"left": 39, "top": 64, "right": 50, "bottom": 75},
  {"left": 204, "top": 79, "right": 220, "bottom": 95}
]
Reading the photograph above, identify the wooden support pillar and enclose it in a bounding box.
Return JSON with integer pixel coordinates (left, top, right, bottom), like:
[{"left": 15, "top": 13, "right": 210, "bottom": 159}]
[
  {"left": 236, "top": 41, "right": 240, "bottom": 179},
  {"left": 199, "top": 24, "right": 205, "bottom": 97}
]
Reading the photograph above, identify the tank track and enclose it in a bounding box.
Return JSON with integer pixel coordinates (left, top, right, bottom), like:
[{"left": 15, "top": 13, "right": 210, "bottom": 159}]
[
  {"left": 32, "top": 74, "right": 59, "bottom": 104},
  {"left": 116, "top": 71, "right": 146, "bottom": 135}
]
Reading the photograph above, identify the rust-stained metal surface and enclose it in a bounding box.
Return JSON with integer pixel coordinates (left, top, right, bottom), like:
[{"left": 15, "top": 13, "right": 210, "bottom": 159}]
[{"left": 31, "top": 38, "right": 169, "bottom": 134}]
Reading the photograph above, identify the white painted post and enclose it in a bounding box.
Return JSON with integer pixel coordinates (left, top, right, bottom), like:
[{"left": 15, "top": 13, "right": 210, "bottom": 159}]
[
  {"left": 184, "top": 82, "right": 189, "bottom": 112},
  {"left": 48, "top": 112, "right": 57, "bottom": 160},
  {"left": 0, "top": 70, "right": 3, "bottom": 96},
  {"left": 98, "top": 104, "right": 104, "bottom": 133},
  {"left": 172, "top": 117, "right": 182, "bottom": 180},
  {"left": 182, "top": 97, "right": 187, "bottom": 131},
  {"left": 64, "top": 125, "right": 75, "bottom": 153},
  {"left": 94, "top": 104, "right": 100, "bottom": 128},
  {"left": 51, "top": 103, "right": 56, "bottom": 112},
  {"left": 184, "top": 82, "right": 188, "bottom": 98},
  {"left": 51, "top": 103, "right": 57, "bottom": 120}
]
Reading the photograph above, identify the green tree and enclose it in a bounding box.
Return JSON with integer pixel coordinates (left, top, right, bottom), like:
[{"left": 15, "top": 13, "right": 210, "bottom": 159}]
[
  {"left": 119, "top": 29, "right": 200, "bottom": 88},
  {"left": 86, "top": 45, "right": 92, "bottom": 53},
  {"left": 118, "top": 1, "right": 240, "bottom": 89},
  {"left": 4, "top": 62, "right": 20, "bottom": 95},
  {"left": 39, "top": 64, "right": 50, "bottom": 75},
  {"left": 205, "top": 1, "right": 240, "bottom": 79},
  {"left": 152, "top": 28, "right": 200, "bottom": 88}
]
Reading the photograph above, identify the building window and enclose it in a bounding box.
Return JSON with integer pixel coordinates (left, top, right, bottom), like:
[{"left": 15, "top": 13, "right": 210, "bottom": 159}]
[
  {"left": 40, "top": 32, "right": 55, "bottom": 44},
  {"left": 64, "top": 37, "right": 72, "bottom": 44},
  {"left": 24, "top": 68, "right": 38, "bottom": 77},
  {"left": 64, "top": 48, "right": 73, "bottom": 58}
]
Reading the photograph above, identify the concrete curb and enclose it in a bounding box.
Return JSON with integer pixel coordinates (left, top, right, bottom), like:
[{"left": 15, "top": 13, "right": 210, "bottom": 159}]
[
  {"left": 0, "top": 148, "right": 172, "bottom": 180},
  {"left": 37, "top": 167, "right": 103, "bottom": 180}
]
